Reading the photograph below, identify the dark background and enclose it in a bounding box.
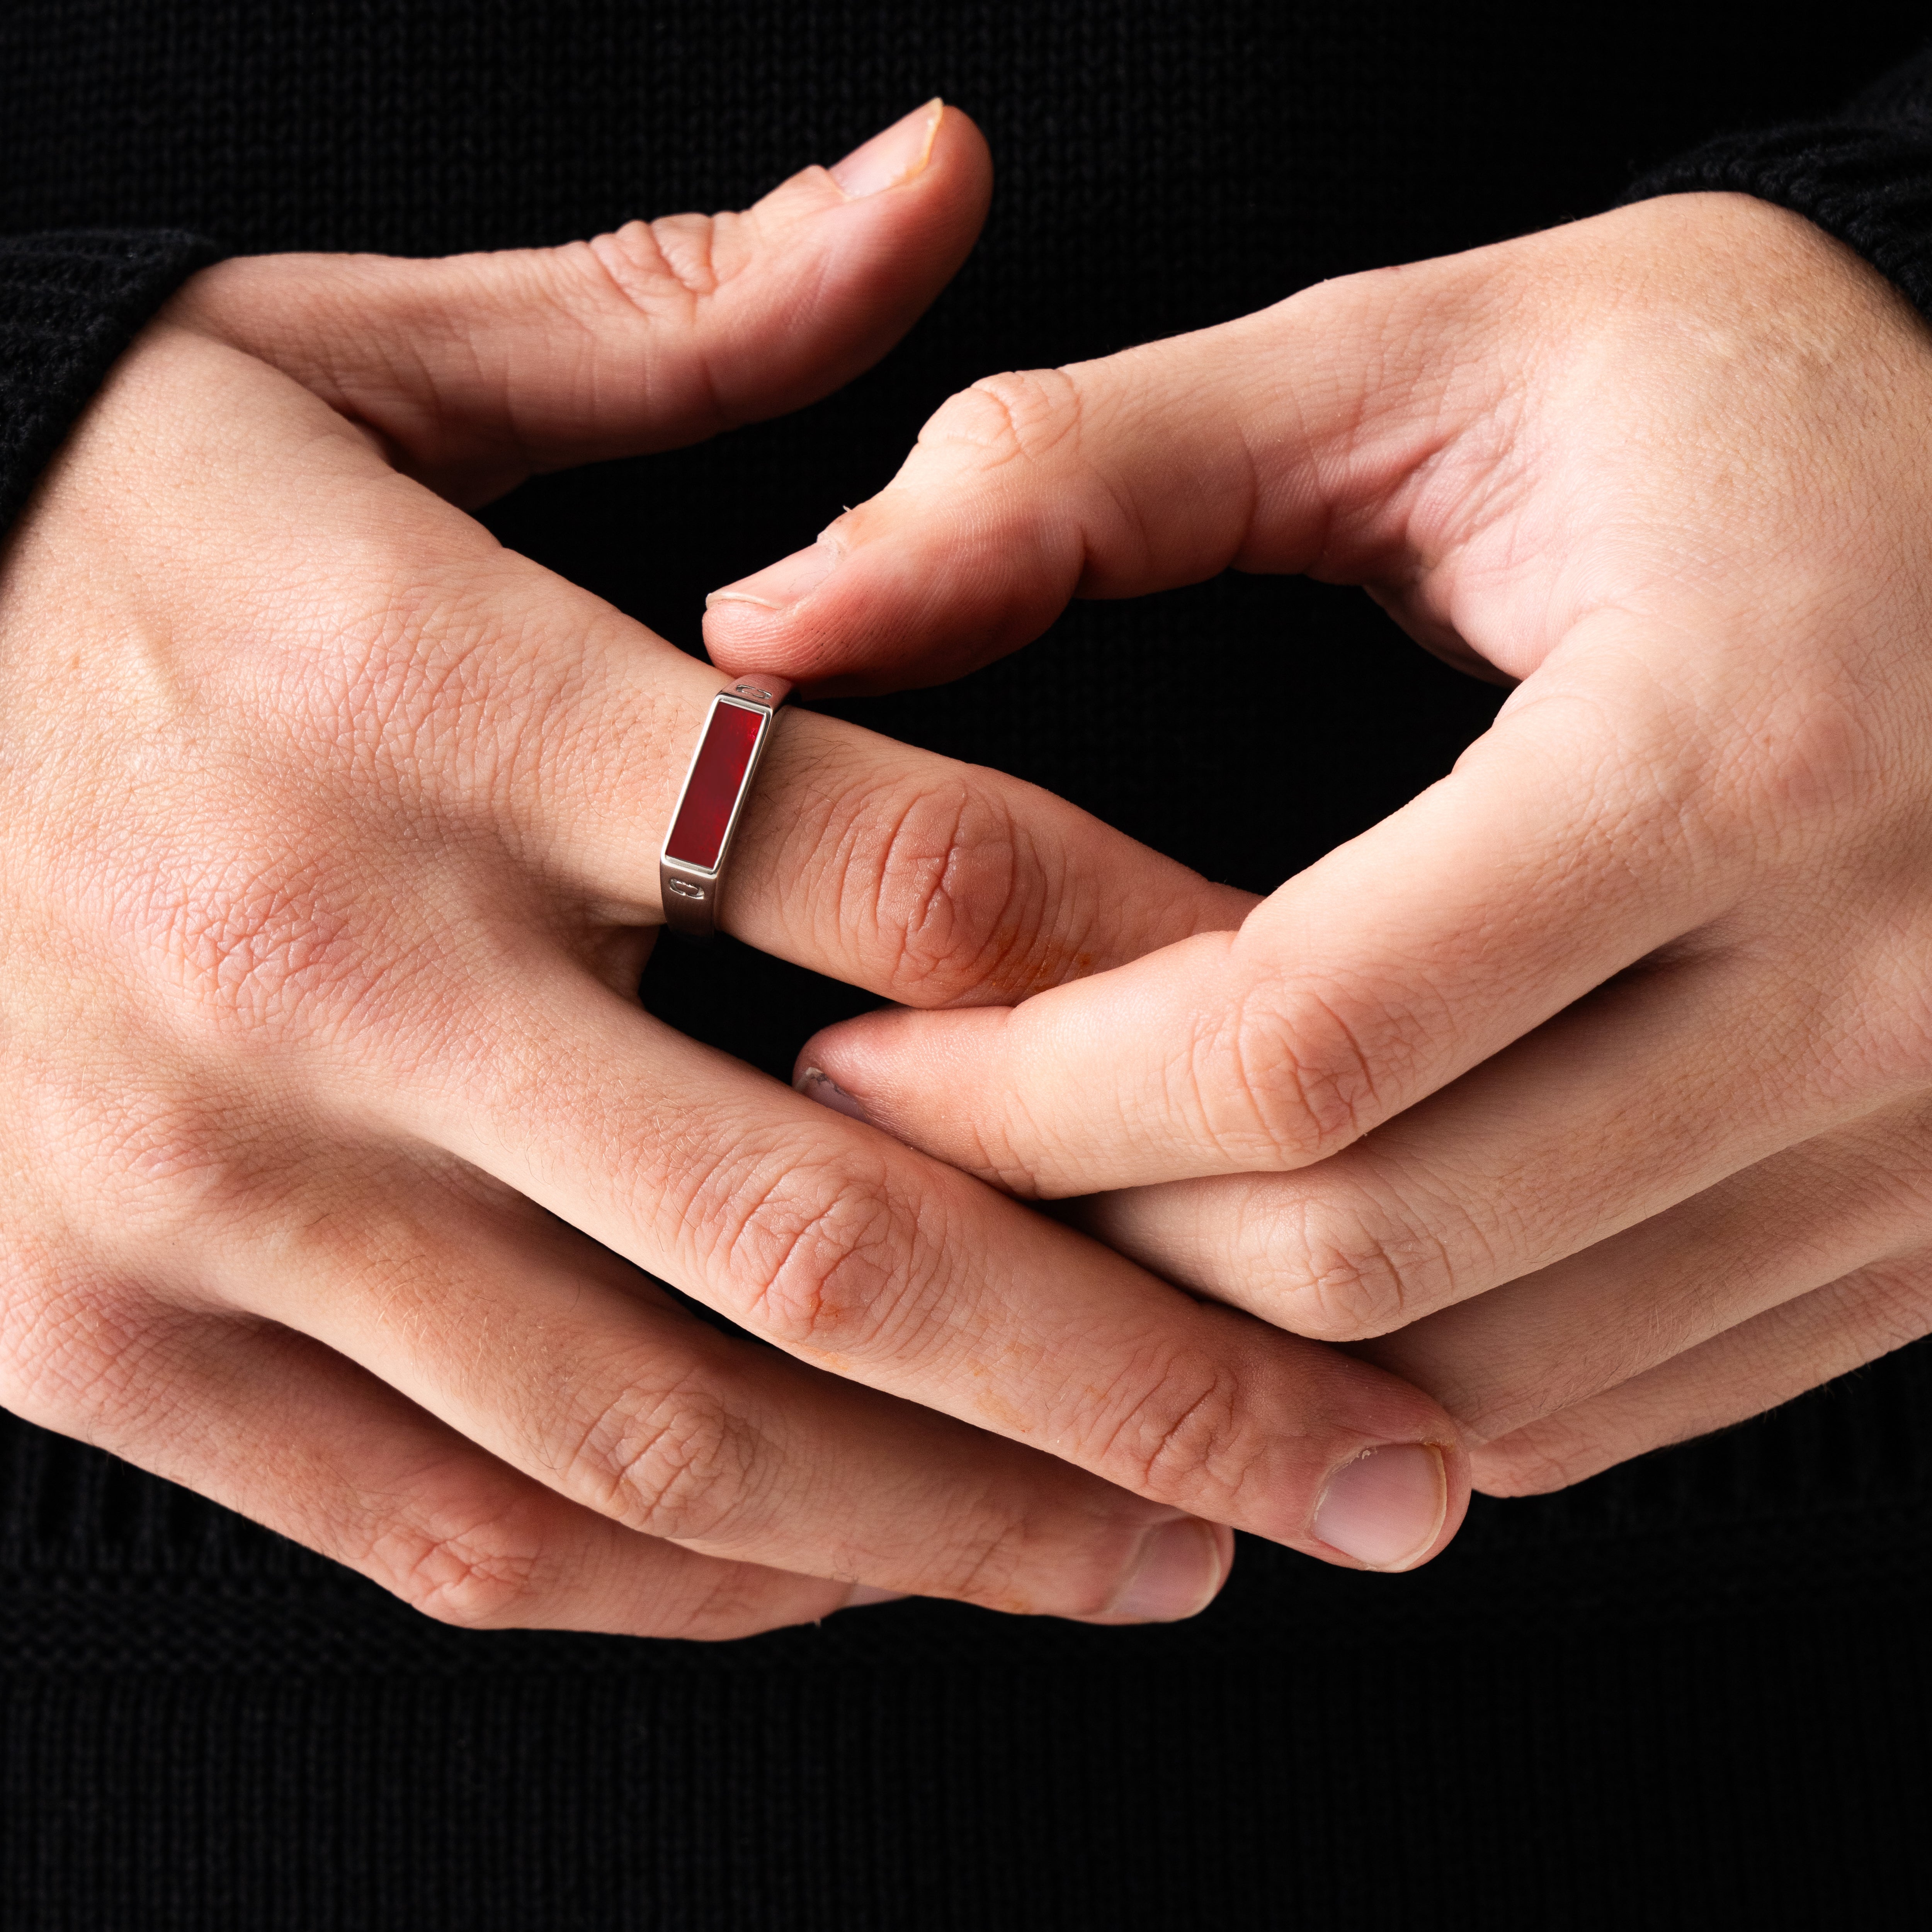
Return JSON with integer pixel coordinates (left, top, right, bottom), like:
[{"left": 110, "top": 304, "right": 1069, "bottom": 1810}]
[{"left": 4, "top": 5, "right": 1932, "bottom": 1927}]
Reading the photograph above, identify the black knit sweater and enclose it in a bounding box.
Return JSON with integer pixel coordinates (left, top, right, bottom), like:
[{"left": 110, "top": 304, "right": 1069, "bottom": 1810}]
[{"left": 3, "top": 7, "right": 1931, "bottom": 1928}]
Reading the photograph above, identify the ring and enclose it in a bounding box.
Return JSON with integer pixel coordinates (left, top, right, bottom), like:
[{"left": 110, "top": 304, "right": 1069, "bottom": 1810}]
[{"left": 658, "top": 675, "right": 794, "bottom": 939}]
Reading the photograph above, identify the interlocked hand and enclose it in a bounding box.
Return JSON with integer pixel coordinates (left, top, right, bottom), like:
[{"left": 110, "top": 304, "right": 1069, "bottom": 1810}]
[
  {"left": 714, "top": 193, "right": 1932, "bottom": 1492},
  {"left": 0, "top": 105, "right": 1473, "bottom": 1640}
]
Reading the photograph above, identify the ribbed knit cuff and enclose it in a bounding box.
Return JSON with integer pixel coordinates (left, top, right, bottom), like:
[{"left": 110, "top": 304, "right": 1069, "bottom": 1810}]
[
  {"left": 1624, "top": 46, "right": 1932, "bottom": 325},
  {"left": 0, "top": 229, "right": 225, "bottom": 540}
]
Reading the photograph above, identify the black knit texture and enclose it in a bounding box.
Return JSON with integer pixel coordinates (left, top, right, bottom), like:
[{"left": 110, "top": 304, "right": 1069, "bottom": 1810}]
[
  {"left": 0, "top": 230, "right": 221, "bottom": 536},
  {"left": 5, "top": 4, "right": 1932, "bottom": 1926},
  {"left": 7, "top": 1336, "right": 1932, "bottom": 1929},
  {"left": 1632, "top": 45, "right": 1932, "bottom": 317}
]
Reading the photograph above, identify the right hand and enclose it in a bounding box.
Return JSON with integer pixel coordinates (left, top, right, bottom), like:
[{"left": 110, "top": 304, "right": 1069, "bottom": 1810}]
[{"left": 0, "top": 105, "right": 1468, "bottom": 1640}]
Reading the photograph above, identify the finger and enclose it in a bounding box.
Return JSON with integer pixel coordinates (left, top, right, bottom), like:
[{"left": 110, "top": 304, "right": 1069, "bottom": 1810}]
[
  {"left": 1356, "top": 1097, "right": 1932, "bottom": 1439},
  {"left": 0, "top": 1284, "right": 852, "bottom": 1640},
  {"left": 117, "top": 329, "right": 1255, "bottom": 1010},
  {"left": 384, "top": 964, "right": 1472, "bottom": 1575},
  {"left": 209, "top": 1162, "right": 1235, "bottom": 1622},
  {"left": 701, "top": 260, "right": 1494, "bottom": 690},
  {"left": 495, "top": 589, "right": 1257, "bottom": 1002},
  {"left": 1068, "top": 937, "right": 1906, "bottom": 1341},
  {"left": 734, "top": 705, "right": 1259, "bottom": 999},
  {"left": 1467, "top": 1249, "right": 1932, "bottom": 1495},
  {"left": 173, "top": 101, "right": 991, "bottom": 501},
  {"left": 793, "top": 623, "right": 1747, "bottom": 1192}
]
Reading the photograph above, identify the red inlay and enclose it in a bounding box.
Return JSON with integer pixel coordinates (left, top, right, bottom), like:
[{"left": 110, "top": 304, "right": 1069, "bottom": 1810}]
[{"left": 665, "top": 702, "right": 764, "bottom": 869}]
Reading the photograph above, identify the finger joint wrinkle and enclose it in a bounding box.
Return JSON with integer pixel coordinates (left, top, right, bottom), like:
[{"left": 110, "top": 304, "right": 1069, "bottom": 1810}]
[
  {"left": 571, "top": 1380, "right": 758, "bottom": 1542},
  {"left": 725, "top": 1168, "right": 929, "bottom": 1361}
]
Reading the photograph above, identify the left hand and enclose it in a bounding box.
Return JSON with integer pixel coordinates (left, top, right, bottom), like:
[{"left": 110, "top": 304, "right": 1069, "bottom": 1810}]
[
  {"left": 704, "top": 191, "right": 1932, "bottom": 1493},
  {"left": 0, "top": 102, "right": 1469, "bottom": 1630}
]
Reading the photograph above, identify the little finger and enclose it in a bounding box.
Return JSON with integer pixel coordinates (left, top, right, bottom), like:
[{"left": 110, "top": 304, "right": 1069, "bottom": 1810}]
[
  {"left": 1469, "top": 1250, "right": 1932, "bottom": 1495},
  {"left": 1, "top": 1294, "right": 855, "bottom": 1639},
  {"left": 1358, "top": 1095, "right": 1932, "bottom": 1440},
  {"left": 212, "top": 1162, "right": 1233, "bottom": 1621}
]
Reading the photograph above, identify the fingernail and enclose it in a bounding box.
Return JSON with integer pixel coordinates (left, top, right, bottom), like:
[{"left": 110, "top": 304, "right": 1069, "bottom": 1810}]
[
  {"left": 1110, "top": 1518, "right": 1225, "bottom": 1622},
  {"left": 840, "top": 1583, "right": 908, "bottom": 1610},
  {"left": 829, "top": 99, "right": 945, "bottom": 199},
  {"left": 797, "top": 1066, "right": 874, "bottom": 1123},
  {"left": 707, "top": 537, "right": 841, "bottom": 614},
  {"left": 1312, "top": 1444, "right": 1447, "bottom": 1572}
]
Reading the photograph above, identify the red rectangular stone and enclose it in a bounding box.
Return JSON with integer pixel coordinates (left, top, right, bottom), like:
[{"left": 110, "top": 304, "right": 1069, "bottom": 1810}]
[{"left": 664, "top": 700, "right": 764, "bottom": 870}]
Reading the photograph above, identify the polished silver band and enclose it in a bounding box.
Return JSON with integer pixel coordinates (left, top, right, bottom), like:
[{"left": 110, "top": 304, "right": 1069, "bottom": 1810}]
[{"left": 657, "top": 676, "right": 794, "bottom": 939}]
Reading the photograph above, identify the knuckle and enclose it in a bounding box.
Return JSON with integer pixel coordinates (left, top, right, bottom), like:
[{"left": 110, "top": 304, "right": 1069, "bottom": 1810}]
[
  {"left": 103, "top": 600, "right": 514, "bottom": 1049},
  {"left": 1258, "top": 1180, "right": 1476, "bottom": 1342},
  {"left": 584, "top": 217, "right": 724, "bottom": 312},
  {"left": 146, "top": 852, "right": 454, "bottom": 1061},
  {"left": 91, "top": 601, "right": 492, "bottom": 1048},
  {"left": 830, "top": 771, "right": 1068, "bottom": 1003},
  {"left": 1284, "top": 1226, "right": 1415, "bottom": 1341},
  {"left": 157, "top": 853, "right": 366, "bottom": 1035},
  {"left": 1709, "top": 655, "right": 1881, "bottom": 850},
  {"left": 712, "top": 1157, "right": 943, "bottom": 1363},
  {"left": 930, "top": 1513, "right": 1135, "bottom": 1622},
  {"left": 913, "top": 1520, "right": 1030, "bottom": 1614},
  {"left": 1094, "top": 1345, "right": 1255, "bottom": 1513},
  {"left": 918, "top": 367, "right": 1085, "bottom": 472},
  {"left": 564, "top": 1378, "right": 762, "bottom": 1543},
  {"left": 575, "top": 214, "right": 769, "bottom": 432},
  {"left": 1198, "top": 978, "right": 1397, "bottom": 1169},
  {"left": 370, "top": 1513, "right": 545, "bottom": 1629}
]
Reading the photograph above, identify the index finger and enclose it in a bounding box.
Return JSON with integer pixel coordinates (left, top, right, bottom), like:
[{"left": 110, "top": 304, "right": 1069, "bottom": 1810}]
[
  {"left": 174, "top": 392, "right": 1259, "bottom": 1015},
  {"left": 792, "top": 623, "right": 1742, "bottom": 1194},
  {"left": 700, "top": 258, "right": 1502, "bottom": 692},
  {"left": 416, "top": 539, "right": 1261, "bottom": 1005}
]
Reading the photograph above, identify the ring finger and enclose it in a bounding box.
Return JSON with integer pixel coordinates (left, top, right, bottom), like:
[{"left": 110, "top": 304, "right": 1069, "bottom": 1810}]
[{"left": 209, "top": 1150, "right": 1234, "bottom": 1621}]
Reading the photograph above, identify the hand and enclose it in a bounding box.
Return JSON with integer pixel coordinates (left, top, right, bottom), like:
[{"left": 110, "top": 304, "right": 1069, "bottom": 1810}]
[
  {"left": 0, "top": 103, "right": 1469, "bottom": 1642},
  {"left": 707, "top": 191, "right": 1932, "bottom": 1493}
]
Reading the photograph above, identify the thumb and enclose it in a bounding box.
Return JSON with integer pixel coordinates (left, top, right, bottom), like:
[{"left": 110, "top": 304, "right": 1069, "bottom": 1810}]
[
  {"left": 167, "top": 100, "right": 989, "bottom": 504},
  {"left": 702, "top": 256, "right": 1495, "bottom": 693}
]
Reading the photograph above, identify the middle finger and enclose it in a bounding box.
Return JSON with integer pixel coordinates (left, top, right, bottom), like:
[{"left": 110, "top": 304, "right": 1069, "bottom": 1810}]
[
  {"left": 1075, "top": 940, "right": 1914, "bottom": 1343},
  {"left": 384, "top": 959, "right": 1471, "bottom": 1573}
]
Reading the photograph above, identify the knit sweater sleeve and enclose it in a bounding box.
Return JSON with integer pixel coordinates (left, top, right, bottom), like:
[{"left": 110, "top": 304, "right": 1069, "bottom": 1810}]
[
  {"left": 1629, "top": 44, "right": 1932, "bottom": 321},
  {"left": 0, "top": 230, "right": 223, "bottom": 543}
]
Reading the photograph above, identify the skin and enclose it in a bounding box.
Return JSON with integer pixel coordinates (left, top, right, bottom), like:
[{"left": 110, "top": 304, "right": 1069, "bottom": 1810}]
[
  {"left": 0, "top": 104, "right": 1472, "bottom": 1642},
  {"left": 707, "top": 191, "right": 1932, "bottom": 1495}
]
